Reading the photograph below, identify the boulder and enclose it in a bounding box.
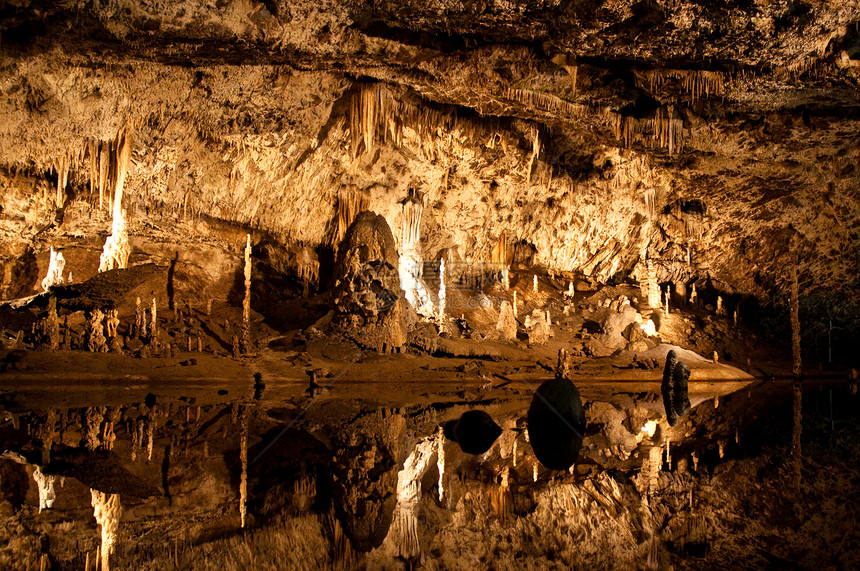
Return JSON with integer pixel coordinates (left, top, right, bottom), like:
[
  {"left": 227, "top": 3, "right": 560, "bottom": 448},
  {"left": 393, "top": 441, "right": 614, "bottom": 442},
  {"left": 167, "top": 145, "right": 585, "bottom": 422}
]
[{"left": 443, "top": 410, "right": 502, "bottom": 455}]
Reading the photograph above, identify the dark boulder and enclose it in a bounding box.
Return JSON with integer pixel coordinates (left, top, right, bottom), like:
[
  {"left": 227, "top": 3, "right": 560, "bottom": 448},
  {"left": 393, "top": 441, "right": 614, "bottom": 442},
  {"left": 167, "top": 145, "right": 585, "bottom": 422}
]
[
  {"left": 527, "top": 377, "right": 586, "bottom": 470},
  {"left": 443, "top": 410, "right": 502, "bottom": 455}
]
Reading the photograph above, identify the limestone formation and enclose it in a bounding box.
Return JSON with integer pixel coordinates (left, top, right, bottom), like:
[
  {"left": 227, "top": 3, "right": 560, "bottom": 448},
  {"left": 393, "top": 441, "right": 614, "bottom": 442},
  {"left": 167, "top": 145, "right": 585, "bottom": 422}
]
[
  {"left": 33, "top": 466, "right": 56, "bottom": 512},
  {"left": 524, "top": 308, "right": 551, "bottom": 345},
  {"left": 331, "top": 211, "right": 414, "bottom": 352},
  {"left": 86, "top": 309, "right": 107, "bottom": 353},
  {"left": 242, "top": 234, "right": 252, "bottom": 353},
  {"left": 41, "top": 247, "right": 65, "bottom": 291},
  {"left": 495, "top": 300, "right": 518, "bottom": 342}
]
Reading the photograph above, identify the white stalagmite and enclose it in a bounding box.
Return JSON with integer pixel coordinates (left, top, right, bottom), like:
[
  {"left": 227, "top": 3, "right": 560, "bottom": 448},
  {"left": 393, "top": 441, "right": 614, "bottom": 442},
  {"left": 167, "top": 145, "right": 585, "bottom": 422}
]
[
  {"left": 501, "top": 266, "right": 509, "bottom": 290},
  {"left": 533, "top": 274, "right": 538, "bottom": 293},
  {"left": 512, "top": 290, "right": 518, "bottom": 319},
  {"left": 41, "top": 247, "right": 66, "bottom": 291},
  {"left": 437, "top": 259, "right": 446, "bottom": 326},
  {"left": 533, "top": 462, "right": 538, "bottom": 482},
  {"left": 33, "top": 466, "right": 56, "bottom": 512},
  {"left": 98, "top": 127, "right": 133, "bottom": 273},
  {"left": 242, "top": 234, "right": 251, "bottom": 352},
  {"left": 91, "top": 490, "right": 121, "bottom": 571},
  {"left": 380, "top": 436, "right": 440, "bottom": 561},
  {"left": 399, "top": 196, "right": 434, "bottom": 316}
]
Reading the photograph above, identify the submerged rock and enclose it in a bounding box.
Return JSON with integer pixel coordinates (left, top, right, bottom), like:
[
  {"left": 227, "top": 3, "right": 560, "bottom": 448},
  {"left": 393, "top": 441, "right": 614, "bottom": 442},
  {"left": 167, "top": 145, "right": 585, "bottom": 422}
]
[
  {"left": 527, "top": 377, "right": 586, "bottom": 470},
  {"left": 443, "top": 410, "right": 502, "bottom": 455}
]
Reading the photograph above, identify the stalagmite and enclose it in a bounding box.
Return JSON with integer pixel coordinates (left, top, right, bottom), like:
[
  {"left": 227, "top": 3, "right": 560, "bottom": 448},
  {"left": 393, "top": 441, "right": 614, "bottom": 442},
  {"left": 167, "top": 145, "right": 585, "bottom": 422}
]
[
  {"left": 690, "top": 284, "right": 697, "bottom": 305},
  {"left": 512, "top": 291, "right": 518, "bottom": 318},
  {"left": 399, "top": 193, "right": 434, "bottom": 316},
  {"left": 790, "top": 266, "right": 803, "bottom": 490},
  {"left": 98, "top": 126, "right": 134, "bottom": 273},
  {"left": 91, "top": 490, "right": 121, "bottom": 571},
  {"left": 46, "top": 295, "right": 60, "bottom": 350},
  {"left": 41, "top": 247, "right": 66, "bottom": 291},
  {"left": 437, "top": 259, "right": 446, "bottom": 327},
  {"left": 33, "top": 466, "right": 56, "bottom": 512},
  {"left": 565, "top": 281, "right": 574, "bottom": 299},
  {"left": 134, "top": 297, "right": 143, "bottom": 339},
  {"left": 644, "top": 259, "right": 660, "bottom": 308},
  {"left": 495, "top": 301, "right": 518, "bottom": 342},
  {"left": 663, "top": 288, "right": 670, "bottom": 314},
  {"left": 533, "top": 462, "right": 538, "bottom": 482},
  {"left": 242, "top": 234, "right": 251, "bottom": 353},
  {"left": 734, "top": 309, "right": 739, "bottom": 326},
  {"left": 716, "top": 296, "right": 725, "bottom": 315},
  {"left": 87, "top": 309, "right": 107, "bottom": 353},
  {"left": 150, "top": 299, "right": 158, "bottom": 349},
  {"left": 533, "top": 274, "right": 538, "bottom": 293}
]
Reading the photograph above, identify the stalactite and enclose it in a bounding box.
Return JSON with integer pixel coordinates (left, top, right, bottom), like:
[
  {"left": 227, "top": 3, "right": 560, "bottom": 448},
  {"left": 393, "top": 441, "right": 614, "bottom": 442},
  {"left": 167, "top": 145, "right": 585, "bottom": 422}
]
[
  {"left": 502, "top": 87, "right": 588, "bottom": 118},
  {"left": 242, "top": 234, "right": 251, "bottom": 353},
  {"left": 399, "top": 191, "right": 434, "bottom": 316},
  {"left": 90, "top": 490, "right": 121, "bottom": 571},
  {"left": 334, "top": 186, "right": 370, "bottom": 246},
  {"left": 526, "top": 128, "right": 540, "bottom": 183},
  {"left": 642, "top": 69, "right": 725, "bottom": 101}
]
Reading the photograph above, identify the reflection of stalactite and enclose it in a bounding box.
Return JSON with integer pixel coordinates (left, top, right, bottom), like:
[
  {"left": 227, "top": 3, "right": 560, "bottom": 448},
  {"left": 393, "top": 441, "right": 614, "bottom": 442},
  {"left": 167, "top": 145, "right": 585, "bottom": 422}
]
[
  {"left": 33, "top": 466, "right": 56, "bottom": 512},
  {"left": 91, "top": 490, "right": 121, "bottom": 571},
  {"left": 83, "top": 407, "right": 104, "bottom": 451}
]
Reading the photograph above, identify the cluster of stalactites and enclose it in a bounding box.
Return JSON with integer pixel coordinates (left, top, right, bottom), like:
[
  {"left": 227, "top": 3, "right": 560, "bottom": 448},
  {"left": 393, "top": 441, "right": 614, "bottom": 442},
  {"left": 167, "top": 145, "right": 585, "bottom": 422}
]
[
  {"left": 611, "top": 105, "right": 685, "bottom": 154},
  {"left": 333, "top": 185, "right": 370, "bottom": 247},
  {"left": 642, "top": 69, "right": 725, "bottom": 101},
  {"left": 348, "top": 82, "right": 522, "bottom": 162}
]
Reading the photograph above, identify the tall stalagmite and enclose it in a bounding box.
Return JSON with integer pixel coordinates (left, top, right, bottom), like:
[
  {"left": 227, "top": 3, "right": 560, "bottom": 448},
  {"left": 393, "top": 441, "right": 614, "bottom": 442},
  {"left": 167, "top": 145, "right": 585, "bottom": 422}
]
[
  {"left": 242, "top": 234, "right": 251, "bottom": 353},
  {"left": 790, "top": 266, "right": 803, "bottom": 490}
]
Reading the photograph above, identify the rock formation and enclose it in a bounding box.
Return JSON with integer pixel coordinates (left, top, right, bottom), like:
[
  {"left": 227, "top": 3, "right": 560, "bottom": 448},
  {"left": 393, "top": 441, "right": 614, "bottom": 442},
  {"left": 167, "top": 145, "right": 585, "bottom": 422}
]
[
  {"left": 331, "top": 211, "right": 414, "bottom": 352},
  {"left": 661, "top": 350, "right": 692, "bottom": 427},
  {"left": 527, "top": 377, "right": 586, "bottom": 471}
]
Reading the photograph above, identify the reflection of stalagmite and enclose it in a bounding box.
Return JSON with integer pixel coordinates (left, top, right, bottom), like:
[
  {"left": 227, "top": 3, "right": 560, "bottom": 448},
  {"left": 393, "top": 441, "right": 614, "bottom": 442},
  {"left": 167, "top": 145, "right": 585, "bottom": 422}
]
[
  {"left": 436, "top": 429, "right": 445, "bottom": 502},
  {"left": 239, "top": 416, "right": 248, "bottom": 528},
  {"left": 241, "top": 234, "right": 251, "bottom": 353},
  {"left": 134, "top": 297, "right": 143, "bottom": 339},
  {"left": 91, "top": 490, "right": 121, "bottom": 571},
  {"left": 381, "top": 437, "right": 439, "bottom": 562},
  {"left": 41, "top": 247, "right": 66, "bottom": 291},
  {"left": 33, "top": 466, "right": 56, "bottom": 512},
  {"left": 150, "top": 299, "right": 158, "bottom": 348}
]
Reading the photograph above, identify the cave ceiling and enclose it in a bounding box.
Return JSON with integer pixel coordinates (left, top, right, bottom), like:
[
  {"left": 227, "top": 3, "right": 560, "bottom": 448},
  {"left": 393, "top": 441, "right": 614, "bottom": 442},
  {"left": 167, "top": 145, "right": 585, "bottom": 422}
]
[{"left": 0, "top": 0, "right": 859, "bottom": 298}]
